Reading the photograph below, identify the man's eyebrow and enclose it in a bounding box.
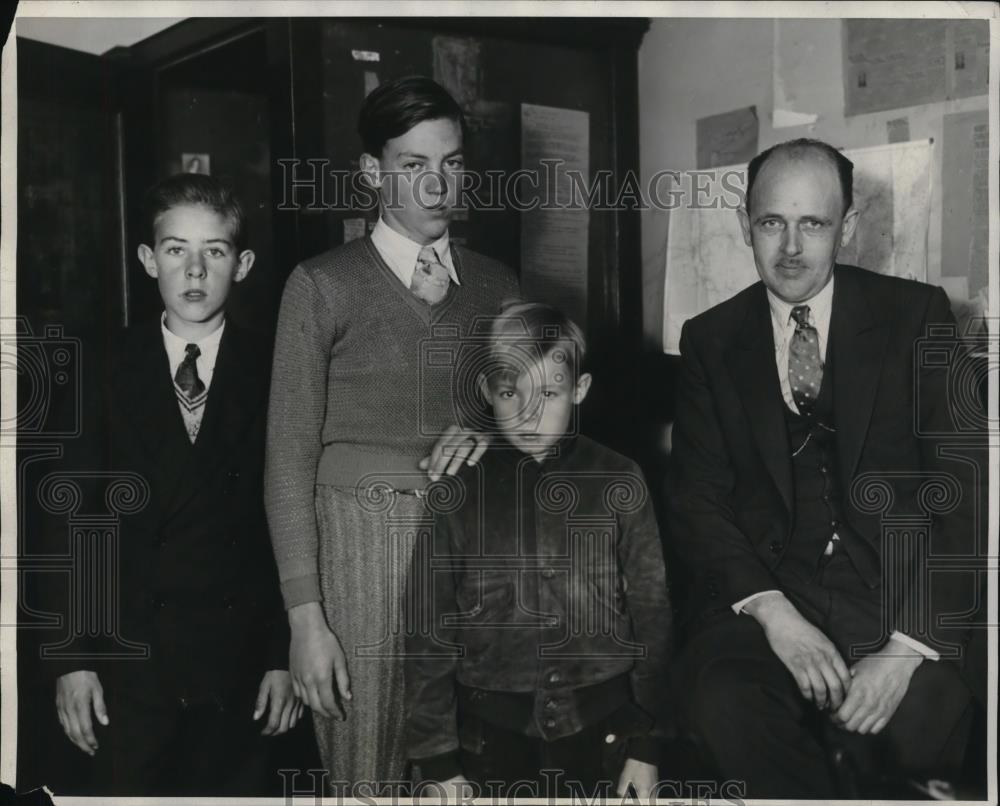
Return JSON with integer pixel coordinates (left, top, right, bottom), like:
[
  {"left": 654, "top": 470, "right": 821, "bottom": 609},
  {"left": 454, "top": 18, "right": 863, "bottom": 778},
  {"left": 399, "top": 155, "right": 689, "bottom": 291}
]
[{"left": 159, "top": 236, "right": 188, "bottom": 243}]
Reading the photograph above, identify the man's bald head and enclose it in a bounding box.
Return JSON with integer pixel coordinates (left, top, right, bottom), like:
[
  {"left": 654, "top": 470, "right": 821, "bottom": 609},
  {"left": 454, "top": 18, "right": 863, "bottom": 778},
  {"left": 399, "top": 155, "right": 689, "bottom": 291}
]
[{"left": 745, "top": 139, "right": 854, "bottom": 215}]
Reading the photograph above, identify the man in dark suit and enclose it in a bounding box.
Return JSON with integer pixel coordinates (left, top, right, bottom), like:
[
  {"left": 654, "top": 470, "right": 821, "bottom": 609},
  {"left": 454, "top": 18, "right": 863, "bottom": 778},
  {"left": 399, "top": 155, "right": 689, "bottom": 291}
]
[
  {"left": 667, "top": 139, "right": 984, "bottom": 797},
  {"left": 44, "top": 174, "right": 299, "bottom": 795}
]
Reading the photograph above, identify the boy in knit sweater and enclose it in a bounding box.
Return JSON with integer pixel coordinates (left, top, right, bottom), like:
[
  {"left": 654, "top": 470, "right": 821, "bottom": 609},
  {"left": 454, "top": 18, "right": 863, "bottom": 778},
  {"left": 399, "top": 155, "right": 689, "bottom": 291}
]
[
  {"left": 405, "top": 302, "right": 672, "bottom": 801},
  {"left": 265, "top": 76, "right": 517, "bottom": 792}
]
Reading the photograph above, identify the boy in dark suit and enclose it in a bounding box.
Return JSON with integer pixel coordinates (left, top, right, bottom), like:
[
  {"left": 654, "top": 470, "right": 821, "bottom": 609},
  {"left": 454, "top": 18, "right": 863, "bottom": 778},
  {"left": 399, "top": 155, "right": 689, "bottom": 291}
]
[{"left": 47, "top": 174, "right": 299, "bottom": 795}]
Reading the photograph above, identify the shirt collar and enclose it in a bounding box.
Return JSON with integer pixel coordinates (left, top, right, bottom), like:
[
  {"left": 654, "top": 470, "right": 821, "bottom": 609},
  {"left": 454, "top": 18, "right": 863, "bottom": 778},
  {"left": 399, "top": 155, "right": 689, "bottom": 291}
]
[
  {"left": 493, "top": 432, "right": 580, "bottom": 469},
  {"left": 370, "top": 217, "right": 460, "bottom": 286},
  {"left": 765, "top": 272, "right": 835, "bottom": 336},
  {"left": 161, "top": 312, "right": 226, "bottom": 368}
]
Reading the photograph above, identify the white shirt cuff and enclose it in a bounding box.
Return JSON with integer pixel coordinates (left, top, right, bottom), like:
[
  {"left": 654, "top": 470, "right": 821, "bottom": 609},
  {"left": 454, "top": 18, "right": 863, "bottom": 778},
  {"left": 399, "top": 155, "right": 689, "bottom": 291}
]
[
  {"left": 732, "top": 589, "right": 785, "bottom": 615},
  {"left": 889, "top": 630, "right": 940, "bottom": 661}
]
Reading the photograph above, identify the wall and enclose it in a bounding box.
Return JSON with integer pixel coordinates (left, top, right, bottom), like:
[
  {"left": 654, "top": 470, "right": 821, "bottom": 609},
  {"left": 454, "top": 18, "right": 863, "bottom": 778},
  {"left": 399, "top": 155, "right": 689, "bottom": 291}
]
[
  {"left": 15, "top": 16, "right": 182, "bottom": 55},
  {"left": 638, "top": 18, "right": 990, "bottom": 348}
]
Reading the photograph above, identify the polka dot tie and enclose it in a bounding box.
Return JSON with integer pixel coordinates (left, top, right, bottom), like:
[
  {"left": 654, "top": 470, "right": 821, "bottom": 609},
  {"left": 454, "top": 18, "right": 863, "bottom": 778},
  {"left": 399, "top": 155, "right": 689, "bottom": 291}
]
[
  {"left": 788, "top": 305, "right": 823, "bottom": 413},
  {"left": 410, "top": 245, "right": 451, "bottom": 305}
]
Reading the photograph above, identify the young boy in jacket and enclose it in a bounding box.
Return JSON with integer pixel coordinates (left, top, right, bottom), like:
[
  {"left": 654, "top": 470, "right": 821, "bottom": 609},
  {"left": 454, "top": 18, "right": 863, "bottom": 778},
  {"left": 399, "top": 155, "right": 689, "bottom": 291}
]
[{"left": 405, "top": 302, "right": 672, "bottom": 800}]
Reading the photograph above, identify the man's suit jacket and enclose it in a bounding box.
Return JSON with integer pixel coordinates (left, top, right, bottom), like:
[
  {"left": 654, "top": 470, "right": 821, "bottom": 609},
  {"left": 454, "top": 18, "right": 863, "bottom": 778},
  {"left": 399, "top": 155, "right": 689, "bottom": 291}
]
[
  {"left": 43, "top": 318, "right": 288, "bottom": 703},
  {"left": 667, "top": 265, "right": 984, "bottom": 663}
]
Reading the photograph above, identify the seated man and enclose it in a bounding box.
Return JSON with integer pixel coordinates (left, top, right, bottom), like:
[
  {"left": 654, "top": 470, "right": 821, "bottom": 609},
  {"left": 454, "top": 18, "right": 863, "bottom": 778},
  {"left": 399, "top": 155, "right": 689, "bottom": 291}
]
[{"left": 667, "top": 138, "right": 984, "bottom": 798}]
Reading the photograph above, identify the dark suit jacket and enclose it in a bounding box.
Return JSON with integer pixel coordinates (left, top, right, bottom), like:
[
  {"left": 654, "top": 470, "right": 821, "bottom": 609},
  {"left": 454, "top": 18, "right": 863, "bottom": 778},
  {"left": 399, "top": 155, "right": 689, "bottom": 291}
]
[
  {"left": 667, "top": 265, "right": 984, "bottom": 664},
  {"left": 42, "top": 317, "right": 288, "bottom": 703}
]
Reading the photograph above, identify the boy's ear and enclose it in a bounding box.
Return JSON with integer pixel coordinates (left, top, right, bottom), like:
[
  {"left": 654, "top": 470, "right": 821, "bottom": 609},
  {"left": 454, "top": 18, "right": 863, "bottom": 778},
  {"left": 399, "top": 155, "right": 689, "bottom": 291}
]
[
  {"left": 138, "top": 244, "right": 158, "bottom": 278},
  {"left": 359, "top": 152, "right": 383, "bottom": 189},
  {"left": 234, "top": 249, "right": 256, "bottom": 283},
  {"left": 573, "top": 372, "right": 592, "bottom": 405}
]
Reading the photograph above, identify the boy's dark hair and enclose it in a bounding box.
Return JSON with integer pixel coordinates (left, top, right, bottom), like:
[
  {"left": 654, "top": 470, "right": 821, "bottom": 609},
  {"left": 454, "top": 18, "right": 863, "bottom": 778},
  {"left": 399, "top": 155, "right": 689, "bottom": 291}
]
[
  {"left": 143, "top": 173, "right": 247, "bottom": 250},
  {"left": 745, "top": 138, "right": 854, "bottom": 214},
  {"left": 485, "top": 300, "right": 587, "bottom": 387},
  {"left": 358, "top": 75, "right": 466, "bottom": 157}
]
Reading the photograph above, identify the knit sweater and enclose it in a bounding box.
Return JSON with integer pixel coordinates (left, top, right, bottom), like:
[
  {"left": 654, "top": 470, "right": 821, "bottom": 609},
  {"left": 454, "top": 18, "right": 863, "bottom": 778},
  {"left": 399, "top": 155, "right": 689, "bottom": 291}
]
[{"left": 265, "top": 236, "right": 518, "bottom": 608}]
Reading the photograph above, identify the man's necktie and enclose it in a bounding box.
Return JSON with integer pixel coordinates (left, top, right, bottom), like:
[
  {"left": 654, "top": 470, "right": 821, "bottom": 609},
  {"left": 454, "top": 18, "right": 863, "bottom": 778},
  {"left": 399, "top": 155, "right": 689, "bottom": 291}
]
[
  {"left": 410, "top": 245, "right": 451, "bottom": 305},
  {"left": 788, "top": 305, "right": 823, "bottom": 413},
  {"left": 175, "top": 343, "right": 205, "bottom": 400}
]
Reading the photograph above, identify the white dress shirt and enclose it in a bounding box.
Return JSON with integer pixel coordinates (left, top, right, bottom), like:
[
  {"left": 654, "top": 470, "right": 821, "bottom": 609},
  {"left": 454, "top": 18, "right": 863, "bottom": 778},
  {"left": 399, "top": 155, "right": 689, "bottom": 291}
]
[
  {"left": 731, "top": 276, "right": 938, "bottom": 661},
  {"left": 161, "top": 314, "right": 225, "bottom": 393},
  {"left": 370, "top": 217, "right": 460, "bottom": 289}
]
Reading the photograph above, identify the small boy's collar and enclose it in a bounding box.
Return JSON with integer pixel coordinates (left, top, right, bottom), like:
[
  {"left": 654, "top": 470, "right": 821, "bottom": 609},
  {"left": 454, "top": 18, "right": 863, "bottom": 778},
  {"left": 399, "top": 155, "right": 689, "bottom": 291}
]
[{"left": 493, "top": 433, "right": 580, "bottom": 468}]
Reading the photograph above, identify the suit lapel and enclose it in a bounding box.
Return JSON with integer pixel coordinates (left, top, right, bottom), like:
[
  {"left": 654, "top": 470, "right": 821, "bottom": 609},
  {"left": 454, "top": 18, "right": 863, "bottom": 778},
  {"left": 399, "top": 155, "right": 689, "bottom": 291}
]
[
  {"left": 725, "top": 284, "right": 794, "bottom": 512},
  {"left": 830, "top": 267, "right": 890, "bottom": 489},
  {"left": 116, "top": 320, "right": 195, "bottom": 514}
]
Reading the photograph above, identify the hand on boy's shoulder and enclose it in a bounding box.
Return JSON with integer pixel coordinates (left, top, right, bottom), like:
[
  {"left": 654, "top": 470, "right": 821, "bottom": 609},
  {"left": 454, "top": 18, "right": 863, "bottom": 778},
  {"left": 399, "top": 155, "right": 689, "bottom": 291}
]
[{"left": 420, "top": 425, "right": 491, "bottom": 481}]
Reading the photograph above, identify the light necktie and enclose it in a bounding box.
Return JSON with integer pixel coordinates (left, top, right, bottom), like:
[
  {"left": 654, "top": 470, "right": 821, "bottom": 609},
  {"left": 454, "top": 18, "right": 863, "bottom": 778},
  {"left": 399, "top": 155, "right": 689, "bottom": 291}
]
[
  {"left": 788, "top": 305, "right": 823, "bottom": 414},
  {"left": 174, "top": 343, "right": 207, "bottom": 442},
  {"left": 410, "top": 245, "right": 450, "bottom": 305}
]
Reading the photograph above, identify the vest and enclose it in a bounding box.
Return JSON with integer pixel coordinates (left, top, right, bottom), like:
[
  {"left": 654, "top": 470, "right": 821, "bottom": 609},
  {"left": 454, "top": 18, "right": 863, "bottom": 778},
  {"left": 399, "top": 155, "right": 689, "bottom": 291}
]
[{"left": 781, "top": 354, "right": 871, "bottom": 578}]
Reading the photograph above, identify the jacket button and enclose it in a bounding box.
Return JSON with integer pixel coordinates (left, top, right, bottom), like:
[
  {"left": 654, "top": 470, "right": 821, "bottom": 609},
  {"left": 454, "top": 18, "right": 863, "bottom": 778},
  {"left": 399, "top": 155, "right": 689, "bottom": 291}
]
[
  {"left": 769, "top": 541, "right": 784, "bottom": 553},
  {"left": 223, "top": 596, "right": 235, "bottom": 610},
  {"left": 547, "top": 671, "right": 561, "bottom": 685},
  {"left": 543, "top": 718, "right": 556, "bottom": 729},
  {"left": 541, "top": 568, "right": 555, "bottom": 580},
  {"left": 544, "top": 698, "right": 557, "bottom": 711},
  {"left": 227, "top": 470, "right": 239, "bottom": 480}
]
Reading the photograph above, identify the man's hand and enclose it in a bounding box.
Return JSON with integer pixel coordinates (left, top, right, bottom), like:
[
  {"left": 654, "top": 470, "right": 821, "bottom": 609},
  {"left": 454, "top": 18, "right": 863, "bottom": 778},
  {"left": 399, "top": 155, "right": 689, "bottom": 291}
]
[
  {"left": 419, "top": 424, "right": 490, "bottom": 481},
  {"left": 254, "top": 669, "right": 303, "bottom": 736},
  {"left": 745, "top": 593, "right": 852, "bottom": 709},
  {"left": 55, "top": 670, "right": 108, "bottom": 756},
  {"left": 288, "top": 602, "right": 352, "bottom": 720},
  {"left": 617, "top": 758, "right": 658, "bottom": 799},
  {"left": 831, "top": 637, "right": 922, "bottom": 734}
]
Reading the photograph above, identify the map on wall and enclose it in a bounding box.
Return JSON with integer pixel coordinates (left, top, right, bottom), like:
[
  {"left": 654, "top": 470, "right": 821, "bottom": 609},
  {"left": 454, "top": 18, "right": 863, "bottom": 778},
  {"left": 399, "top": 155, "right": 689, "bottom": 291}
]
[{"left": 661, "top": 140, "right": 933, "bottom": 355}]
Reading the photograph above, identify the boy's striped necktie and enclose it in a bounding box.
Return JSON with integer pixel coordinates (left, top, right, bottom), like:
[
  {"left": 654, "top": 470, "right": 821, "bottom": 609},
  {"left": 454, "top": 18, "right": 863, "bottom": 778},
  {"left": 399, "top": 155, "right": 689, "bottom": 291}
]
[{"left": 174, "top": 343, "right": 207, "bottom": 442}]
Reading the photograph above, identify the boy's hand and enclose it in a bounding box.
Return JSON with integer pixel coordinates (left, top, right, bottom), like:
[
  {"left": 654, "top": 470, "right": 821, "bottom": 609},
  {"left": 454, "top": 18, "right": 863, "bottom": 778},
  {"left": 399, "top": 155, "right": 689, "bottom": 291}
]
[
  {"left": 617, "top": 757, "right": 658, "bottom": 799},
  {"left": 429, "top": 775, "right": 472, "bottom": 801},
  {"left": 419, "top": 425, "right": 490, "bottom": 481},
  {"left": 253, "top": 669, "right": 303, "bottom": 735},
  {"left": 55, "top": 670, "right": 109, "bottom": 756},
  {"left": 288, "top": 602, "right": 352, "bottom": 720}
]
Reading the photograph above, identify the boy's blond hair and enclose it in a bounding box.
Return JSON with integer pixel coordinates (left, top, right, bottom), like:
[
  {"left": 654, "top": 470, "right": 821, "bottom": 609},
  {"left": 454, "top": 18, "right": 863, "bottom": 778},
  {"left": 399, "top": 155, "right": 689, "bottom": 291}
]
[{"left": 486, "top": 300, "right": 587, "bottom": 387}]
